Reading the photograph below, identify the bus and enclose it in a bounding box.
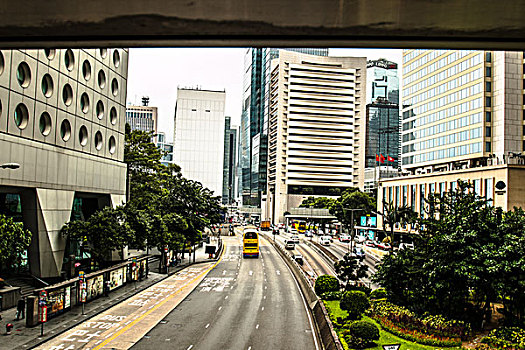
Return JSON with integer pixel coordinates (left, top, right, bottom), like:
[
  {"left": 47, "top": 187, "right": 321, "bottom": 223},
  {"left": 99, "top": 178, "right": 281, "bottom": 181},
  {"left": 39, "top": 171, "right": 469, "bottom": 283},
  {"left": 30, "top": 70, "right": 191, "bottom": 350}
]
[
  {"left": 291, "top": 220, "right": 307, "bottom": 234},
  {"left": 242, "top": 228, "right": 259, "bottom": 258}
]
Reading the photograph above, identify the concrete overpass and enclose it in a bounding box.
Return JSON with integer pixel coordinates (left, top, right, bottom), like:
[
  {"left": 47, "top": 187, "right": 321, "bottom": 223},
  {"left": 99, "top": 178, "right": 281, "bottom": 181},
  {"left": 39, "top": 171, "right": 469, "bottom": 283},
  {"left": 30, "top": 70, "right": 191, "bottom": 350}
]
[{"left": 0, "top": 0, "right": 525, "bottom": 49}]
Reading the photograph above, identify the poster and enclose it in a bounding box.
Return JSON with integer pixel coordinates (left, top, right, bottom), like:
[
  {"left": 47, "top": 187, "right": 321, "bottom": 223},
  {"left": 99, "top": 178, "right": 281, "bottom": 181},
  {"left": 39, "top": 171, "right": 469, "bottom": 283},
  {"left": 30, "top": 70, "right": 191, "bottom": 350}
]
[
  {"left": 87, "top": 275, "right": 104, "bottom": 300},
  {"left": 109, "top": 267, "right": 126, "bottom": 291},
  {"left": 48, "top": 289, "right": 64, "bottom": 315},
  {"left": 64, "top": 287, "right": 71, "bottom": 309}
]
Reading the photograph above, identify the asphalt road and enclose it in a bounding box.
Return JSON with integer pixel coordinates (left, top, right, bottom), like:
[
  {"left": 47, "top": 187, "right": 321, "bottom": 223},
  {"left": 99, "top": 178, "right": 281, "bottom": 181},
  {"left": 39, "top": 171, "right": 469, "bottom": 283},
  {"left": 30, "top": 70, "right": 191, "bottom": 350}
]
[{"left": 132, "top": 235, "right": 318, "bottom": 350}]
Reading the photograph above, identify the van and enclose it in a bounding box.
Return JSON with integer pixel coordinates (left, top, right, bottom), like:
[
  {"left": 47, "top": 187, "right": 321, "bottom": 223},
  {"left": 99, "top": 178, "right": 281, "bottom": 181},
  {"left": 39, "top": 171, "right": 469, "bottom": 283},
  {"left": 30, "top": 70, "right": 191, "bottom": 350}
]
[{"left": 320, "top": 236, "right": 331, "bottom": 246}]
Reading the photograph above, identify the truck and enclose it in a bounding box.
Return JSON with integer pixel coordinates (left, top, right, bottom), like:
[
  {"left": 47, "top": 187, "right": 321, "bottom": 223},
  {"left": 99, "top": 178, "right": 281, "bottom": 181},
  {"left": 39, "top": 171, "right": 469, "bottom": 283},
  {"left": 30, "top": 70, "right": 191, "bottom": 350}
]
[{"left": 260, "top": 220, "right": 271, "bottom": 231}]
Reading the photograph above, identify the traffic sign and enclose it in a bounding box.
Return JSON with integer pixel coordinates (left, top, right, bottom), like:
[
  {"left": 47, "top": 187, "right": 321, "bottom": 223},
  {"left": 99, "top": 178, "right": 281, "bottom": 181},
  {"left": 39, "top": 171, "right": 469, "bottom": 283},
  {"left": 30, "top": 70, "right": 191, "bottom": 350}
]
[
  {"left": 382, "top": 344, "right": 401, "bottom": 350},
  {"left": 40, "top": 306, "right": 48, "bottom": 323}
]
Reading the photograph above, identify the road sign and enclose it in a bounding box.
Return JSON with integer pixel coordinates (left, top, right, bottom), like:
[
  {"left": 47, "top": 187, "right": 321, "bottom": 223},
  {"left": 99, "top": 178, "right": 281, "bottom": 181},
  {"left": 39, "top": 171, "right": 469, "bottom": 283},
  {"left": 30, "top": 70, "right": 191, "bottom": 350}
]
[
  {"left": 40, "top": 306, "right": 48, "bottom": 323},
  {"left": 79, "top": 280, "right": 87, "bottom": 302},
  {"left": 79, "top": 270, "right": 85, "bottom": 281},
  {"left": 382, "top": 344, "right": 401, "bottom": 350}
]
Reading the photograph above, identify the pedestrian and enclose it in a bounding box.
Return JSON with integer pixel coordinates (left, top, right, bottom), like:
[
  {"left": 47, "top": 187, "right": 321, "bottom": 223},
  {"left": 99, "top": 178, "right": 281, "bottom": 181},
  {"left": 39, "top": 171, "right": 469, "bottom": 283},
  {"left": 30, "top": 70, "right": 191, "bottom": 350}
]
[{"left": 16, "top": 297, "right": 25, "bottom": 320}]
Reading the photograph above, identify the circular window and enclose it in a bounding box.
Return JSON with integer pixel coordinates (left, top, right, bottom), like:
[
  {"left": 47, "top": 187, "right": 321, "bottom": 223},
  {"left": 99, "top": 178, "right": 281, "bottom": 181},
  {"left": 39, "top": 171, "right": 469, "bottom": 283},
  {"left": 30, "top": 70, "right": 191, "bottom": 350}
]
[
  {"left": 109, "top": 107, "right": 117, "bottom": 125},
  {"left": 17, "top": 62, "right": 31, "bottom": 88},
  {"left": 41, "top": 74, "right": 54, "bottom": 98},
  {"left": 79, "top": 125, "right": 88, "bottom": 147},
  {"left": 44, "top": 49, "right": 56, "bottom": 60},
  {"left": 113, "top": 50, "right": 120, "bottom": 68},
  {"left": 60, "top": 119, "right": 71, "bottom": 141},
  {"left": 82, "top": 60, "right": 91, "bottom": 81},
  {"left": 0, "top": 51, "right": 4, "bottom": 76},
  {"left": 64, "top": 49, "right": 75, "bottom": 71},
  {"left": 94, "top": 131, "right": 103, "bottom": 150},
  {"left": 111, "top": 78, "right": 119, "bottom": 96},
  {"left": 96, "top": 100, "right": 104, "bottom": 120},
  {"left": 39, "top": 112, "right": 52, "bottom": 136},
  {"left": 100, "top": 49, "right": 108, "bottom": 58},
  {"left": 62, "top": 84, "right": 73, "bottom": 106},
  {"left": 80, "top": 93, "right": 90, "bottom": 114},
  {"left": 108, "top": 136, "right": 116, "bottom": 154},
  {"left": 98, "top": 70, "right": 106, "bottom": 89},
  {"left": 14, "top": 103, "right": 29, "bottom": 130}
]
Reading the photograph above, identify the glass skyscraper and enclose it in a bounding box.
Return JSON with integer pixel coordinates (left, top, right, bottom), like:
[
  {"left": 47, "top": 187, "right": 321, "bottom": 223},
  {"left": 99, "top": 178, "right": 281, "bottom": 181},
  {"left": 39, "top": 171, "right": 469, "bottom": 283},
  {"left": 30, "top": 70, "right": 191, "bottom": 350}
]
[{"left": 240, "top": 48, "right": 329, "bottom": 207}]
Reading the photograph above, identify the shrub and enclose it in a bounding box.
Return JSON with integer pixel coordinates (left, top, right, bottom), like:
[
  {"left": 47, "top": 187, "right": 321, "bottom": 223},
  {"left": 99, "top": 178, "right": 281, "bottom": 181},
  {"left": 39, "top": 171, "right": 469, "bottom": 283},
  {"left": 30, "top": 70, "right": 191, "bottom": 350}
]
[
  {"left": 321, "top": 291, "right": 342, "bottom": 300},
  {"left": 346, "top": 284, "right": 372, "bottom": 296},
  {"left": 349, "top": 320, "right": 380, "bottom": 341},
  {"left": 369, "top": 288, "right": 387, "bottom": 300},
  {"left": 315, "top": 275, "right": 340, "bottom": 296},
  {"left": 340, "top": 290, "right": 370, "bottom": 320},
  {"left": 344, "top": 334, "right": 369, "bottom": 349},
  {"left": 481, "top": 327, "right": 525, "bottom": 349}
]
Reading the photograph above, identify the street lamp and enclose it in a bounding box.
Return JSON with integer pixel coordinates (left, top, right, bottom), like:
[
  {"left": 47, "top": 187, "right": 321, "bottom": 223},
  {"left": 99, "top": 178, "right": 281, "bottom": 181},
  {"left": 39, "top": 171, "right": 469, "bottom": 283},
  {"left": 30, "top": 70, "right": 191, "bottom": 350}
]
[
  {"left": 0, "top": 163, "right": 20, "bottom": 169},
  {"left": 342, "top": 208, "right": 363, "bottom": 255}
]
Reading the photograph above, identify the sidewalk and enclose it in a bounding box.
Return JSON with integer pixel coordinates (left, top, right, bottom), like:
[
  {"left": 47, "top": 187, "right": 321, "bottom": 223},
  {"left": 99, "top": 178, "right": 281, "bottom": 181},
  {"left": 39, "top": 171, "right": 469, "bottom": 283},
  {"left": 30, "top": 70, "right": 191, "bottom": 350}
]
[{"left": 1, "top": 243, "right": 217, "bottom": 350}]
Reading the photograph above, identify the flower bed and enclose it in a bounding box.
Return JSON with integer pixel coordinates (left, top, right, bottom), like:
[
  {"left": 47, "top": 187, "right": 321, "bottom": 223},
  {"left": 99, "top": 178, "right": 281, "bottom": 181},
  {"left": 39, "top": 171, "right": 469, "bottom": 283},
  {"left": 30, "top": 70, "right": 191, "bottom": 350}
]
[
  {"left": 481, "top": 327, "right": 525, "bottom": 350},
  {"left": 368, "top": 300, "right": 469, "bottom": 347}
]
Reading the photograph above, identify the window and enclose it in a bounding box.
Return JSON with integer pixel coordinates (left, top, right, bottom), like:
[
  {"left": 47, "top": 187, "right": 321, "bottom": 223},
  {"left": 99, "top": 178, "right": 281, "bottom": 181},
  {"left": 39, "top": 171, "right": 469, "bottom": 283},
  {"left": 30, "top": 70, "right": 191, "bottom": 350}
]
[
  {"left": 39, "top": 112, "right": 52, "bottom": 136},
  {"left": 485, "top": 178, "right": 494, "bottom": 206},
  {"left": 485, "top": 52, "right": 491, "bottom": 62},
  {"left": 17, "top": 62, "right": 31, "bottom": 88},
  {"left": 419, "top": 184, "right": 425, "bottom": 215},
  {"left": 402, "top": 186, "right": 408, "bottom": 206},
  {"left": 60, "top": 119, "right": 71, "bottom": 141},
  {"left": 62, "top": 84, "right": 73, "bottom": 106},
  {"left": 486, "top": 141, "right": 491, "bottom": 152},
  {"left": 82, "top": 60, "right": 91, "bottom": 81},
  {"left": 485, "top": 111, "right": 491, "bottom": 122},
  {"left": 473, "top": 179, "right": 481, "bottom": 195},
  {"left": 78, "top": 125, "right": 88, "bottom": 147},
  {"left": 44, "top": 49, "right": 56, "bottom": 60},
  {"left": 485, "top": 97, "right": 491, "bottom": 107},
  {"left": 395, "top": 186, "right": 400, "bottom": 207},
  {"left": 113, "top": 50, "right": 120, "bottom": 68},
  {"left": 110, "top": 107, "right": 117, "bottom": 125},
  {"left": 411, "top": 185, "right": 416, "bottom": 210},
  {"left": 450, "top": 181, "right": 457, "bottom": 191},
  {"left": 41, "top": 74, "right": 53, "bottom": 97},
  {"left": 80, "top": 93, "right": 90, "bottom": 114},
  {"left": 96, "top": 100, "right": 104, "bottom": 120},
  {"left": 108, "top": 136, "right": 116, "bottom": 154},
  {"left": 439, "top": 182, "right": 446, "bottom": 194},
  {"left": 485, "top": 126, "right": 491, "bottom": 137},
  {"left": 14, "top": 103, "right": 29, "bottom": 129},
  {"left": 485, "top": 66, "right": 491, "bottom": 76},
  {"left": 64, "top": 49, "right": 75, "bottom": 71},
  {"left": 94, "top": 131, "right": 103, "bottom": 150},
  {"left": 98, "top": 70, "right": 106, "bottom": 89},
  {"left": 485, "top": 82, "right": 491, "bottom": 92}
]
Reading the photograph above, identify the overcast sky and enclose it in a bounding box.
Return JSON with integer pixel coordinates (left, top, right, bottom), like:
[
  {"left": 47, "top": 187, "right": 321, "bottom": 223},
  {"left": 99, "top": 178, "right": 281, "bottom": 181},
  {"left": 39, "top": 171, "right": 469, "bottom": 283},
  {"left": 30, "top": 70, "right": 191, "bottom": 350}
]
[{"left": 126, "top": 48, "right": 402, "bottom": 142}]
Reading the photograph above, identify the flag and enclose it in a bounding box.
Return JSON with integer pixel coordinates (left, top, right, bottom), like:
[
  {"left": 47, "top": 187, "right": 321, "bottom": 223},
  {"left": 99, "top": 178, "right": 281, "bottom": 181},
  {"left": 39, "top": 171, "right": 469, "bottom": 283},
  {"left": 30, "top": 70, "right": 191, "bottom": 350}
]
[
  {"left": 387, "top": 155, "right": 395, "bottom": 162},
  {"left": 376, "top": 154, "right": 380, "bottom": 162},
  {"left": 379, "top": 154, "right": 385, "bottom": 163}
]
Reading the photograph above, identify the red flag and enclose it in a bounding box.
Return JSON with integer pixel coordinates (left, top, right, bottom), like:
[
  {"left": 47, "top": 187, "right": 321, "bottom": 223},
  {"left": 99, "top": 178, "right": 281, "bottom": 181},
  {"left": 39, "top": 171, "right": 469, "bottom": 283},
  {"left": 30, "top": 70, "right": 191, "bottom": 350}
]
[
  {"left": 387, "top": 155, "right": 395, "bottom": 162},
  {"left": 379, "top": 154, "right": 385, "bottom": 163},
  {"left": 375, "top": 154, "right": 379, "bottom": 162}
]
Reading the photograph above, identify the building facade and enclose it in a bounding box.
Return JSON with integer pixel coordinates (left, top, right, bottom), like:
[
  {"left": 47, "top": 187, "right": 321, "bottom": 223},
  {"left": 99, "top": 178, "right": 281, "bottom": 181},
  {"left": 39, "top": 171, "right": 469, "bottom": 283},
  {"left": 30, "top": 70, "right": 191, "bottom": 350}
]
[
  {"left": 240, "top": 48, "right": 329, "bottom": 208},
  {"left": 264, "top": 50, "right": 367, "bottom": 224},
  {"left": 222, "top": 116, "right": 237, "bottom": 204},
  {"left": 378, "top": 50, "right": 525, "bottom": 234},
  {"left": 0, "top": 48, "right": 128, "bottom": 278},
  {"left": 156, "top": 132, "right": 174, "bottom": 167},
  {"left": 173, "top": 87, "right": 225, "bottom": 197},
  {"left": 365, "top": 59, "right": 400, "bottom": 169},
  {"left": 125, "top": 98, "right": 157, "bottom": 136}
]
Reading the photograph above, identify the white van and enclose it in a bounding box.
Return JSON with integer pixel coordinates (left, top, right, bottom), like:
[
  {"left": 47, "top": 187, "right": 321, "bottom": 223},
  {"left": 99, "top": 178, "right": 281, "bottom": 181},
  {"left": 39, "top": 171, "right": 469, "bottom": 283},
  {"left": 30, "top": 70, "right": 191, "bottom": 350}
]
[{"left": 320, "top": 236, "right": 331, "bottom": 246}]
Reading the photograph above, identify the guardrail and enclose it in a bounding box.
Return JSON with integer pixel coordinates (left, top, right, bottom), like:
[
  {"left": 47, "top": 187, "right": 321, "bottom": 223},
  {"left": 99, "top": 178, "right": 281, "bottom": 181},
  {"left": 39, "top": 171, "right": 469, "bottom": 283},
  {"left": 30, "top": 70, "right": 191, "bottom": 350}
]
[{"left": 261, "top": 233, "right": 343, "bottom": 350}]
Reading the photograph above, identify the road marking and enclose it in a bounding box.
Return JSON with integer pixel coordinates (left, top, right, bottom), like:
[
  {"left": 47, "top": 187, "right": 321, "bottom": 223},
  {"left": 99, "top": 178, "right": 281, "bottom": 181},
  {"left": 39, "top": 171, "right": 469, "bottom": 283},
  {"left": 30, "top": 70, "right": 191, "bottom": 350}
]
[
  {"left": 261, "top": 307, "right": 264, "bottom": 311},
  {"left": 276, "top": 270, "right": 281, "bottom": 275},
  {"left": 187, "top": 345, "right": 193, "bottom": 350},
  {"left": 218, "top": 306, "right": 222, "bottom": 311},
  {"left": 166, "top": 338, "right": 171, "bottom": 341},
  {"left": 205, "top": 323, "right": 210, "bottom": 328},
  {"left": 225, "top": 296, "right": 229, "bottom": 300},
  {"left": 249, "top": 270, "right": 253, "bottom": 276},
  {"left": 256, "top": 324, "right": 259, "bottom": 329},
  {"left": 222, "top": 270, "right": 226, "bottom": 275},
  {"left": 248, "top": 347, "right": 252, "bottom": 350},
  {"left": 264, "top": 295, "right": 266, "bottom": 299}
]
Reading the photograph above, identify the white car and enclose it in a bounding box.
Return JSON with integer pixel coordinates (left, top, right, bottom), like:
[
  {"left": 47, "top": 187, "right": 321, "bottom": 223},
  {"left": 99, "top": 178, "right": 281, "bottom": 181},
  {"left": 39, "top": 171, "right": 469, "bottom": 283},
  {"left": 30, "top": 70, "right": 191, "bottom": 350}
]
[
  {"left": 320, "top": 236, "right": 331, "bottom": 246},
  {"left": 355, "top": 235, "right": 366, "bottom": 243},
  {"left": 290, "top": 235, "right": 300, "bottom": 244},
  {"left": 339, "top": 235, "right": 351, "bottom": 243}
]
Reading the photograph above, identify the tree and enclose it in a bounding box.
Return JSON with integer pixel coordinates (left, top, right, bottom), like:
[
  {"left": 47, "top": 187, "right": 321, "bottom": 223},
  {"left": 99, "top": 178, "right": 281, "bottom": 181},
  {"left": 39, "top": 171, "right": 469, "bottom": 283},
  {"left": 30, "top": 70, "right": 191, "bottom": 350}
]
[
  {"left": 334, "top": 253, "right": 368, "bottom": 289},
  {"left": 314, "top": 274, "right": 340, "bottom": 296},
  {"left": 299, "top": 196, "right": 335, "bottom": 209},
  {"left": 379, "top": 201, "right": 418, "bottom": 243},
  {"left": 61, "top": 206, "right": 132, "bottom": 266},
  {"left": 0, "top": 214, "right": 32, "bottom": 271},
  {"left": 340, "top": 290, "right": 370, "bottom": 320}
]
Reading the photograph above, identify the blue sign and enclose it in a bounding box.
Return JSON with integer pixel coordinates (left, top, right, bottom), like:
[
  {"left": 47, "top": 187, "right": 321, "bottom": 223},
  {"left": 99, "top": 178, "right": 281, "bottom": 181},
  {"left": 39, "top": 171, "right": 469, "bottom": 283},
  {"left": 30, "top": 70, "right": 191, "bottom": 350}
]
[{"left": 360, "top": 216, "right": 377, "bottom": 227}]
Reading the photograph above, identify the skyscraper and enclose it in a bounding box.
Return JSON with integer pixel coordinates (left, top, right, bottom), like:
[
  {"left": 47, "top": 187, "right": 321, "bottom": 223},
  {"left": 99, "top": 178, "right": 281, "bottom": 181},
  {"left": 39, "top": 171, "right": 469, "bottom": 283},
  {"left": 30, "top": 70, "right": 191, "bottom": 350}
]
[
  {"left": 365, "top": 59, "right": 400, "bottom": 169},
  {"left": 125, "top": 96, "right": 158, "bottom": 136},
  {"left": 240, "top": 48, "right": 329, "bottom": 208},
  {"left": 264, "top": 50, "right": 367, "bottom": 224},
  {"left": 0, "top": 48, "right": 128, "bottom": 278},
  {"left": 173, "top": 87, "right": 226, "bottom": 197},
  {"left": 222, "top": 116, "right": 237, "bottom": 204},
  {"left": 156, "top": 132, "right": 174, "bottom": 167}
]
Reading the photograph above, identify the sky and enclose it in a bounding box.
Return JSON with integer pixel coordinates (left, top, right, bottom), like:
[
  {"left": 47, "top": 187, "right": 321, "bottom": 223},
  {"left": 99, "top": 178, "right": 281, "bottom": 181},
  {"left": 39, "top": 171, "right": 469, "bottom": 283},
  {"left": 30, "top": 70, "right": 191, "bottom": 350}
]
[{"left": 126, "top": 48, "right": 402, "bottom": 142}]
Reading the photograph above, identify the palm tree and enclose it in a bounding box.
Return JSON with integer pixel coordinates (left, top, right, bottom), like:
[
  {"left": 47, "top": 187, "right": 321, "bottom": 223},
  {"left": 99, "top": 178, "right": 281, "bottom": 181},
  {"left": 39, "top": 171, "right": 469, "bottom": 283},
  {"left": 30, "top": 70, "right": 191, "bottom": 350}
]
[{"left": 379, "top": 201, "right": 418, "bottom": 244}]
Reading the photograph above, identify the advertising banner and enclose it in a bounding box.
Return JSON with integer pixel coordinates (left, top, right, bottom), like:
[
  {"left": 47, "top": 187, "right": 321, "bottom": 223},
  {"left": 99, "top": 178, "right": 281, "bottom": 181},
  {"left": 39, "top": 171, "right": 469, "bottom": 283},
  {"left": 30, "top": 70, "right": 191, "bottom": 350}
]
[
  {"left": 109, "top": 267, "right": 126, "bottom": 291},
  {"left": 86, "top": 275, "right": 104, "bottom": 300},
  {"left": 48, "top": 289, "right": 65, "bottom": 315},
  {"left": 64, "top": 287, "right": 71, "bottom": 309}
]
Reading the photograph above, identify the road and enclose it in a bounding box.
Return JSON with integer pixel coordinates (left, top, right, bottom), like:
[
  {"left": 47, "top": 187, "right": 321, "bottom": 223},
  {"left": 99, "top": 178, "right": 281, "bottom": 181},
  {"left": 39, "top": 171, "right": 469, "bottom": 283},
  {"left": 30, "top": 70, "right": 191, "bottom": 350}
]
[{"left": 132, "top": 235, "right": 318, "bottom": 350}]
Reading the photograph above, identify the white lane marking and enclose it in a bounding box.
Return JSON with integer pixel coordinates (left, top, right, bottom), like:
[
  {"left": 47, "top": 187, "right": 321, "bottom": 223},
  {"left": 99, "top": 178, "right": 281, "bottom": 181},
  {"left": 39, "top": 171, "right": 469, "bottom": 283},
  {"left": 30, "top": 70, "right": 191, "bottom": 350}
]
[
  {"left": 205, "top": 323, "right": 210, "bottom": 328},
  {"left": 261, "top": 306, "right": 265, "bottom": 311},
  {"left": 187, "top": 345, "right": 193, "bottom": 350},
  {"left": 225, "top": 296, "right": 229, "bottom": 300},
  {"left": 264, "top": 286, "right": 267, "bottom": 289},
  {"left": 223, "top": 270, "right": 227, "bottom": 275},
  {"left": 264, "top": 296, "right": 266, "bottom": 299},
  {"left": 276, "top": 270, "right": 281, "bottom": 275},
  {"left": 248, "top": 347, "right": 252, "bottom": 350},
  {"left": 256, "top": 324, "right": 259, "bottom": 329},
  {"left": 218, "top": 306, "right": 222, "bottom": 311},
  {"left": 249, "top": 270, "right": 253, "bottom": 276}
]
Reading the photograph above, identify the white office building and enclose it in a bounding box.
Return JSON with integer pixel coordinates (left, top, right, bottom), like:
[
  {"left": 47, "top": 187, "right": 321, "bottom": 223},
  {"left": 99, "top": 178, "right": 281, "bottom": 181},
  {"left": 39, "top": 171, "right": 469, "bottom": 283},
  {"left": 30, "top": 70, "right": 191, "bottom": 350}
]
[{"left": 173, "top": 88, "right": 226, "bottom": 196}]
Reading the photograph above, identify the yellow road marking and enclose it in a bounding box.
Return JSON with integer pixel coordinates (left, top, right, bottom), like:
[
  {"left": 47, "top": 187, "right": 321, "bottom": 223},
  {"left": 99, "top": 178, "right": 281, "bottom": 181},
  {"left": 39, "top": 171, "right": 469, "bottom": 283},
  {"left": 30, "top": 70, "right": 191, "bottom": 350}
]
[{"left": 92, "top": 243, "right": 226, "bottom": 350}]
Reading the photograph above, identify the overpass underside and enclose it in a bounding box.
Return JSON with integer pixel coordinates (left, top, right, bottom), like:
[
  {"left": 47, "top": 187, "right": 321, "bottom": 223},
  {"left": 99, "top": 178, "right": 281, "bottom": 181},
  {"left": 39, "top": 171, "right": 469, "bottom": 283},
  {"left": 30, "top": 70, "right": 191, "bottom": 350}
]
[{"left": 1, "top": 0, "right": 525, "bottom": 49}]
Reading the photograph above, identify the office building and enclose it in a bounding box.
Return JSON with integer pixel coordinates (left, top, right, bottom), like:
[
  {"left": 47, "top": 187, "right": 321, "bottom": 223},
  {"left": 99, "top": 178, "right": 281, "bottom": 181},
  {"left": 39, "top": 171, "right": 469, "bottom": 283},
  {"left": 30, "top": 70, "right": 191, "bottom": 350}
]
[
  {"left": 264, "top": 50, "right": 367, "bottom": 224},
  {"left": 365, "top": 59, "right": 400, "bottom": 169},
  {"left": 0, "top": 48, "right": 128, "bottom": 278},
  {"left": 125, "top": 96, "right": 157, "bottom": 138},
  {"left": 240, "top": 48, "right": 329, "bottom": 208},
  {"left": 222, "top": 116, "right": 237, "bottom": 204},
  {"left": 173, "top": 87, "right": 225, "bottom": 197},
  {"left": 156, "top": 132, "right": 174, "bottom": 167},
  {"left": 378, "top": 50, "right": 525, "bottom": 236}
]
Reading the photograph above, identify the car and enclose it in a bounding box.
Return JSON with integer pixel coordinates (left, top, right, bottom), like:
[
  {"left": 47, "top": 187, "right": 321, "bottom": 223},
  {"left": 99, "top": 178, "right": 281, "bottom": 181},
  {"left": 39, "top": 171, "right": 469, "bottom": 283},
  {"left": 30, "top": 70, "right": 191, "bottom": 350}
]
[
  {"left": 339, "top": 234, "right": 351, "bottom": 243},
  {"left": 355, "top": 235, "right": 366, "bottom": 243},
  {"left": 320, "top": 236, "right": 331, "bottom": 246},
  {"left": 293, "top": 254, "right": 304, "bottom": 265},
  {"left": 290, "top": 235, "right": 300, "bottom": 244},
  {"left": 272, "top": 228, "right": 280, "bottom": 235},
  {"left": 376, "top": 242, "right": 392, "bottom": 250},
  {"left": 318, "top": 229, "right": 324, "bottom": 235},
  {"left": 285, "top": 241, "right": 295, "bottom": 250},
  {"left": 305, "top": 230, "right": 313, "bottom": 237},
  {"left": 364, "top": 240, "right": 376, "bottom": 248},
  {"left": 278, "top": 223, "right": 285, "bottom": 229},
  {"left": 289, "top": 228, "right": 298, "bottom": 234},
  {"left": 353, "top": 247, "right": 365, "bottom": 260}
]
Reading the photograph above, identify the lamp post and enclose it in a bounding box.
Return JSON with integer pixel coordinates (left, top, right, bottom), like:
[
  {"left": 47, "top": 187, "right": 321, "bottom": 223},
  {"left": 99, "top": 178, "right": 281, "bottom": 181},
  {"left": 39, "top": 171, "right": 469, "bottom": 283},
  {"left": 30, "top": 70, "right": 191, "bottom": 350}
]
[{"left": 342, "top": 208, "right": 363, "bottom": 255}]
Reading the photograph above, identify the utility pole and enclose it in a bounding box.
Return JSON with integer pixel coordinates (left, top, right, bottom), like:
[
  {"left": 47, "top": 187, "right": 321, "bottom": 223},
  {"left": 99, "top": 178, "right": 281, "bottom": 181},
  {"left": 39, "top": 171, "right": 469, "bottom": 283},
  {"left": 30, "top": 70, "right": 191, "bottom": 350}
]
[{"left": 342, "top": 208, "right": 363, "bottom": 255}]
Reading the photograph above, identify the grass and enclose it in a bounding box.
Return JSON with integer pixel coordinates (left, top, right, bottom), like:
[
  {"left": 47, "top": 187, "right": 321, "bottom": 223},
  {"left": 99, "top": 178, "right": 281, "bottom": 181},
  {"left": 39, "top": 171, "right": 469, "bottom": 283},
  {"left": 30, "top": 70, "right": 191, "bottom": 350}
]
[{"left": 323, "top": 300, "right": 464, "bottom": 350}]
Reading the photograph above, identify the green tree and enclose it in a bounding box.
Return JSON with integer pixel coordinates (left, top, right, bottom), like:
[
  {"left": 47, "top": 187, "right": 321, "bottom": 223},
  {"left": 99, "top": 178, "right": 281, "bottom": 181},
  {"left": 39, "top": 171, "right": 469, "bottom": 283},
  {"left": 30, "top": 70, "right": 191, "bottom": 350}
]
[
  {"left": 340, "top": 290, "right": 370, "bottom": 320},
  {"left": 379, "top": 201, "right": 418, "bottom": 243},
  {"left": 0, "top": 213, "right": 32, "bottom": 270},
  {"left": 334, "top": 253, "right": 368, "bottom": 289},
  {"left": 314, "top": 274, "right": 340, "bottom": 296},
  {"left": 299, "top": 196, "right": 335, "bottom": 209}
]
